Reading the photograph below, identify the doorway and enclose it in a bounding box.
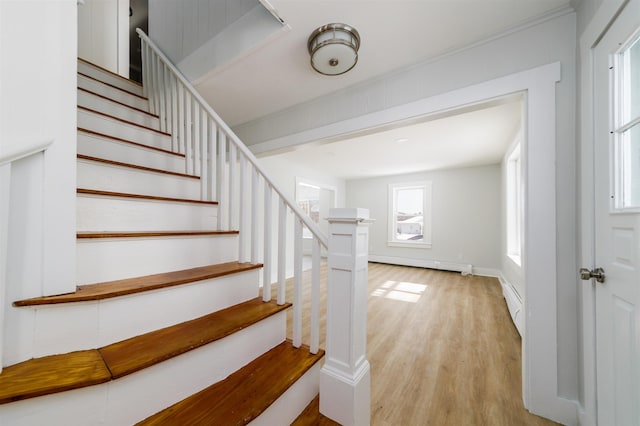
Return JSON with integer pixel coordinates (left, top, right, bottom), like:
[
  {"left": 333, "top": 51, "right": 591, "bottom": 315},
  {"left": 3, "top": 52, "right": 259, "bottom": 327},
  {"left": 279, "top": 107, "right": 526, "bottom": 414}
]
[{"left": 129, "top": 0, "right": 148, "bottom": 83}]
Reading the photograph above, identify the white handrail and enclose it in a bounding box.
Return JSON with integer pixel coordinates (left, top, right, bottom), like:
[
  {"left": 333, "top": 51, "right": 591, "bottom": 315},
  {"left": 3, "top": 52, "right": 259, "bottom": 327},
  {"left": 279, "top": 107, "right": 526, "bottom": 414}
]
[
  {"left": 0, "top": 138, "right": 53, "bottom": 167},
  {"left": 136, "top": 29, "right": 328, "bottom": 248}
]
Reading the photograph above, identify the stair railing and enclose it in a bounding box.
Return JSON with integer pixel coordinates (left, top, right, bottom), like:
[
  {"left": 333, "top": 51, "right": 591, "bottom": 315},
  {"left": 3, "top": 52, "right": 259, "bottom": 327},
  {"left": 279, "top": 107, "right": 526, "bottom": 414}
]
[
  {"left": 0, "top": 138, "right": 53, "bottom": 373},
  {"left": 137, "top": 29, "right": 327, "bottom": 354}
]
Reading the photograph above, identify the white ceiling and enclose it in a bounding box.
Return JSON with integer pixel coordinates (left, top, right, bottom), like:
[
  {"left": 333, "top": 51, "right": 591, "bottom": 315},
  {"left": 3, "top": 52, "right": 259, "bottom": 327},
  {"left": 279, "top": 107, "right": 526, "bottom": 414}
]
[
  {"left": 190, "top": 0, "right": 567, "bottom": 179},
  {"left": 195, "top": 0, "right": 570, "bottom": 127}
]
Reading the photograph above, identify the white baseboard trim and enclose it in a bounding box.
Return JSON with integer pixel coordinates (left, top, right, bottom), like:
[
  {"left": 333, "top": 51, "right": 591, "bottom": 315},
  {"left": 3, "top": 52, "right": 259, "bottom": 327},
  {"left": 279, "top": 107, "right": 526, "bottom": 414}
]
[
  {"left": 498, "top": 273, "right": 523, "bottom": 337},
  {"left": 472, "top": 266, "right": 501, "bottom": 277},
  {"left": 577, "top": 405, "right": 596, "bottom": 426},
  {"left": 368, "top": 255, "right": 499, "bottom": 278}
]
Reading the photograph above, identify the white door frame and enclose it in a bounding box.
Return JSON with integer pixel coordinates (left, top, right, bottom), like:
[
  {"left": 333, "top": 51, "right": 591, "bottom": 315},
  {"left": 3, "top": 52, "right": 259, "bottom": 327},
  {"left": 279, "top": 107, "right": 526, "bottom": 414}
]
[
  {"left": 252, "top": 61, "right": 576, "bottom": 425},
  {"left": 579, "top": 1, "right": 629, "bottom": 425}
]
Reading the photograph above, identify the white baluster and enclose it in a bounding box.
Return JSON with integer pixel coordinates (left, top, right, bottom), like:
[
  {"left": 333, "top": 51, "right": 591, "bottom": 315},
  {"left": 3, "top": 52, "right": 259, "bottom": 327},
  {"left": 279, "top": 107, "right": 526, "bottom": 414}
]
[
  {"left": 208, "top": 118, "right": 216, "bottom": 202},
  {"left": 146, "top": 45, "right": 155, "bottom": 114},
  {"left": 157, "top": 63, "right": 167, "bottom": 133},
  {"left": 200, "top": 108, "right": 208, "bottom": 200},
  {"left": 293, "top": 217, "right": 303, "bottom": 348},
  {"left": 229, "top": 143, "right": 237, "bottom": 230},
  {"left": 263, "top": 182, "right": 272, "bottom": 301},
  {"left": 140, "top": 41, "right": 148, "bottom": 99},
  {"left": 238, "top": 154, "right": 247, "bottom": 261},
  {"left": 163, "top": 65, "right": 172, "bottom": 136},
  {"left": 251, "top": 167, "right": 259, "bottom": 264},
  {"left": 0, "top": 163, "right": 11, "bottom": 373},
  {"left": 217, "top": 131, "right": 227, "bottom": 230},
  {"left": 154, "top": 55, "right": 161, "bottom": 116},
  {"left": 277, "top": 198, "right": 286, "bottom": 305},
  {"left": 311, "top": 236, "right": 321, "bottom": 354},
  {"left": 177, "top": 84, "right": 185, "bottom": 154},
  {"left": 150, "top": 53, "right": 159, "bottom": 115},
  {"left": 193, "top": 102, "right": 200, "bottom": 176},
  {"left": 185, "top": 93, "right": 192, "bottom": 175},
  {"left": 170, "top": 75, "right": 178, "bottom": 151}
]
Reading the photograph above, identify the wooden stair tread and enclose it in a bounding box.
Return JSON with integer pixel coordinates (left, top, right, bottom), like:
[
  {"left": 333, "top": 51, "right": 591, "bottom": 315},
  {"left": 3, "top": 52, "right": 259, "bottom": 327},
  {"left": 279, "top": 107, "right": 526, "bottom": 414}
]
[
  {"left": 79, "top": 105, "right": 171, "bottom": 136},
  {"left": 77, "top": 188, "right": 218, "bottom": 205},
  {"left": 78, "top": 128, "right": 183, "bottom": 158},
  {"left": 100, "top": 298, "right": 291, "bottom": 379},
  {"left": 78, "top": 70, "right": 146, "bottom": 100},
  {"left": 14, "top": 262, "right": 259, "bottom": 306},
  {"left": 77, "top": 230, "right": 237, "bottom": 238},
  {"left": 77, "top": 154, "right": 199, "bottom": 179},
  {"left": 78, "top": 57, "right": 143, "bottom": 88},
  {"left": 78, "top": 87, "right": 158, "bottom": 117},
  {"left": 292, "top": 395, "right": 341, "bottom": 426},
  {"left": 0, "top": 350, "right": 111, "bottom": 404},
  {"left": 137, "top": 341, "right": 324, "bottom": 425},
  {"left": 1, "top": 299, "right": 286, "bottom": 404}
]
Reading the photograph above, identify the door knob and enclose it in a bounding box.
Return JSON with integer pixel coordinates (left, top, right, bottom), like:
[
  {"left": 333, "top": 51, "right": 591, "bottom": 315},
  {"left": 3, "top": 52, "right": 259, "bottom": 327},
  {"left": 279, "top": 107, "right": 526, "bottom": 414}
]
[{"left": 579, "top": 267, "right": 605, "bottom": 283}]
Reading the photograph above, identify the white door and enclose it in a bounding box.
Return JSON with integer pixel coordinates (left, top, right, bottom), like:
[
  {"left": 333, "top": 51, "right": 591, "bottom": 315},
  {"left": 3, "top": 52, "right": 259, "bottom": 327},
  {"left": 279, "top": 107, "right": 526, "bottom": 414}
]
[{"left": 591, "top": 1, "right": 640, "bottom": 424}]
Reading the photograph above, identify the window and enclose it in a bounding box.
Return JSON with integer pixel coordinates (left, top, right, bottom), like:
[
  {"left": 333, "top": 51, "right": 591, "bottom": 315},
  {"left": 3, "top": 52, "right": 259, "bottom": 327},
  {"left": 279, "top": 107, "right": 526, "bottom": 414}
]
[
  {"left": 507, "top": 144, "right": 522, "bottom": 265},
  {"left": 613, "top": 32, "right": 640, "bottom": 210},
  {"left": 388, "top": 182, "right": 432, "bottom": 248}
]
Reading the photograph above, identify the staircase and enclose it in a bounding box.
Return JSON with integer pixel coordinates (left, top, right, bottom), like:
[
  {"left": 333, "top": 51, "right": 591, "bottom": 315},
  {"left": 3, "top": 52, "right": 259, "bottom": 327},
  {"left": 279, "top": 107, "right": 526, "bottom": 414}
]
[{"left": 0, "top": 59, "right": 325, "bottom": 425}]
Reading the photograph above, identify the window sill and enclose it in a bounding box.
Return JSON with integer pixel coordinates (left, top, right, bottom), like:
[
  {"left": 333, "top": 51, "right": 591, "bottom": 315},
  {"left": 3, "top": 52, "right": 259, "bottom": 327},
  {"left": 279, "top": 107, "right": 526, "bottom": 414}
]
[{"left": 387, "top": 241, "right": 432, "bottom": 249}]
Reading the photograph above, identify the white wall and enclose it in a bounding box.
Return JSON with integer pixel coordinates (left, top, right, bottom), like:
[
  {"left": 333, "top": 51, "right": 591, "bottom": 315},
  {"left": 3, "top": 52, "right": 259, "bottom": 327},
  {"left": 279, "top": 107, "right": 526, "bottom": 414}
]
[
  {"left": 259, "top": 156, "right": 346, "bottom": 215},
  {"left": 0, "top": 0, "right": 77, "bottom": 366},
  {"left": 347, "top": 165, "right": 501, "bottom": 274},
  {"left": 78, "top": 0, "right": 129, "bottom": 77}
]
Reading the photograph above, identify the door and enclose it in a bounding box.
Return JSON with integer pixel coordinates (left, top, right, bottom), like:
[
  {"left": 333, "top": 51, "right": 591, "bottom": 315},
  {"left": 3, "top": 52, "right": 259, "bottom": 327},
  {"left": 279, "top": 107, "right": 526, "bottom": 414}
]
[{"left": 593, "top": 1, "right": 640, "bottom": 424}]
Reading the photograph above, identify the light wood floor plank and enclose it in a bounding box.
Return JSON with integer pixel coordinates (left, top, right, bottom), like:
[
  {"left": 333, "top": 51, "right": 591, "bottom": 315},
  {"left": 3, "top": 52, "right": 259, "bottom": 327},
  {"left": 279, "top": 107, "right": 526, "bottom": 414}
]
[{"left": 270, "top": 262, "right": 559, "bottom": 425}]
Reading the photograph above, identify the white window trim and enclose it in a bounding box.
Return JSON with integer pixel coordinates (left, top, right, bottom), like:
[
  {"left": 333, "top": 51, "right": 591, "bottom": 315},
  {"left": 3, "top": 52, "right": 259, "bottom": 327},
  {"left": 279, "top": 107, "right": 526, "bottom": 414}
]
[
  {"left": 387, "top": 181, "right": 432, "bottom": 249},
  {"left": 506, "top": 143, "right": 522, "bottom": 266}
]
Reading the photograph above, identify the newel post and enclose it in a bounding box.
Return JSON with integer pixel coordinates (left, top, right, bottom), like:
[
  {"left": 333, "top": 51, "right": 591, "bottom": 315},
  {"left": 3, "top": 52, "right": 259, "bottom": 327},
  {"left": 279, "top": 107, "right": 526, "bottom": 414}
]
[{"left": 320, "top": 208, "right": 372, "bottom": 426}]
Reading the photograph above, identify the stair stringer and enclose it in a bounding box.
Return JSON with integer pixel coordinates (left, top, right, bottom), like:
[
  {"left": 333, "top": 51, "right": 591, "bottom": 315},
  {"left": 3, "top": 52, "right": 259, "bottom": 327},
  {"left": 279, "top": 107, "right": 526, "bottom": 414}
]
[
  {"left": 249, "top": 360, "right": 323, "bottom": 426},
  {"left": 0, "top": 312, "right": 286, "bottom": 426}
]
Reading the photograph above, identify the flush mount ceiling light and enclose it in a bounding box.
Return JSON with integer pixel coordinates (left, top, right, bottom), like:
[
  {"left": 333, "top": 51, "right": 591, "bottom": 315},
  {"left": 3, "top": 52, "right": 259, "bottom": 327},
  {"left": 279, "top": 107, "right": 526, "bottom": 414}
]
[{"left": 307, "top": 23, "right": 360, "bottom": 76}]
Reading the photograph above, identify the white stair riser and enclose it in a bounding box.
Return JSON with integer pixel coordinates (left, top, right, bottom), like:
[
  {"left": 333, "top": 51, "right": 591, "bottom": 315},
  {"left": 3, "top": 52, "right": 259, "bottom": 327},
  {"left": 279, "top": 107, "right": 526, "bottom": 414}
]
[
  {"left": 77, "top": 195, "right": 217, "bottom": 232},
  {"left": 78, "top": 89, "right": 160, "bottom": 130},
  {"left": 77, "top": 160, "right": 200, "bottom": 199},
  {"left": 78, "top": 109, "right": 171, "bottom": 151},
  {"left": 78, "top": 132, "right": 185, "bottom": 174},
  {"left": 6, "top": 270, "right": 259, "bottom": 362},
  {"left": 78, "top": 60, "right": 145, "bottom": 96},
  {"left": 0, "top": 314, "right": 286, "bottom": 426},
  {"left": 77, "top": 234, "right": 238, "bottom": 284},
  {"left": 78, "top": 74, "right": 148, "bottom": 111},
  {"left": 249, "top": 362, "right": 321, "bottom": 426}
]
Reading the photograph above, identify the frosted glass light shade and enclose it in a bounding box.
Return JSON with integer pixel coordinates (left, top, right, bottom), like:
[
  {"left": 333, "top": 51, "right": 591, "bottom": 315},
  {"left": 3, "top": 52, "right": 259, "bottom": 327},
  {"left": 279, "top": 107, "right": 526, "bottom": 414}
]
[{"left": 307, "top": 23, "right": 360, "bottom": 76}]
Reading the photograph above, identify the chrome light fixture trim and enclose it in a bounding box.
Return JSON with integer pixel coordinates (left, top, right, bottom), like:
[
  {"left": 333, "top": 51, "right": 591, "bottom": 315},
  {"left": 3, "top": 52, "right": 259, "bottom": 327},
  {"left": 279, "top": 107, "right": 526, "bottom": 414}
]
[{"left": 307, "top": 23, "right": 361, "bottom": 76}]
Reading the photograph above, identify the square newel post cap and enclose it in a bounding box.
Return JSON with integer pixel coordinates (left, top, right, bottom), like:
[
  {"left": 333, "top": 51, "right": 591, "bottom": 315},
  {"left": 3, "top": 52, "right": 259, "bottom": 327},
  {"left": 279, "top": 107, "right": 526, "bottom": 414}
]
[{"left": 327, "top": 208, "right": 372, "bottom": 223}]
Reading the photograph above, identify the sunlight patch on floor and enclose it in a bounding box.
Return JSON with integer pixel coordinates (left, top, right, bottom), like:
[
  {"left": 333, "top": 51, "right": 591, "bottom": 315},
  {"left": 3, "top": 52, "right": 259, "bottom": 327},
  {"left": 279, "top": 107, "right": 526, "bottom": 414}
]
[{"left": 371, "top": 280, "right": 428, "bottom": 303}]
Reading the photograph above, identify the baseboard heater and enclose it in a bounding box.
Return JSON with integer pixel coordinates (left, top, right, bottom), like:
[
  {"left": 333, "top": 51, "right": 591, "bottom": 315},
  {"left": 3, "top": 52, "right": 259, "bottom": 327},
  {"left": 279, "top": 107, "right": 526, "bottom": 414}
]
[
  {"left": 368, "top": 255, "right": 473, "bottom": 275},
  {"left": 500, "top": 278, "right": 523, "bottom": 337}
]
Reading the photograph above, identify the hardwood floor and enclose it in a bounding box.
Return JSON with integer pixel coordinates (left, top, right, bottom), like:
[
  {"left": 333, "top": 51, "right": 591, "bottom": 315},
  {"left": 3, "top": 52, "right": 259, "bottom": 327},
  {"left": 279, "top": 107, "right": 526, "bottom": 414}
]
[{"left": 270, "top": 262, "right": 560, "bottom": 426}]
